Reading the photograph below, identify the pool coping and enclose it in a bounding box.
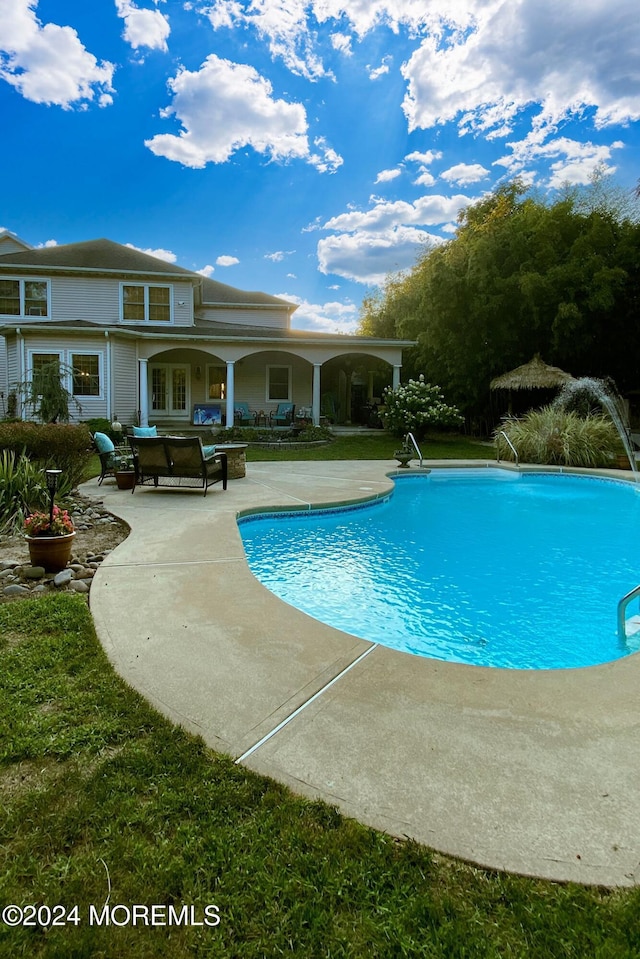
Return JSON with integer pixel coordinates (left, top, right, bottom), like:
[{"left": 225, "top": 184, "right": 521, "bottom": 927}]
[{"left": 88, "top": 459, "right": 640, "bottom": 888}]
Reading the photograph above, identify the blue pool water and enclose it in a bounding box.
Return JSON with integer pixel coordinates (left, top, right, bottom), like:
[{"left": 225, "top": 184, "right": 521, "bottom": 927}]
[{"left": 238, "top": 469, "right": 640, "bottom": 670}]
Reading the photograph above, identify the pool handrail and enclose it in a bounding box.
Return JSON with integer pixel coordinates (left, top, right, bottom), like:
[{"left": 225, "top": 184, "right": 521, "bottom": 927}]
[
  {"left": 617, "top": 583, "right": 640, "bottom": 642},
  {"left": 497, "top": 430, "right": 519, "bottom": 466},
  {"left": 405, "top": 432, "right": 423, "bottom": 468}
]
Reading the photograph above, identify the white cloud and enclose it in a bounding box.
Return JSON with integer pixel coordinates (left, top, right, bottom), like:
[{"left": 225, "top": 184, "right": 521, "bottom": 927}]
[
  {"left": 440, "top": 162, "right": 489, "bottom": 185},
  {"left": 145, "top": 55, "right": 310, "bottom": 168},
  {"left": 125, "top": 242, "right": 177, "bottom": 262},
  {"left": 369, "top": 54, "right": 392, "bottom": 80},
  {"left": 197, "top": 264, "right": 215, "bottom": 277},
  {"left": 317, "top": 190, "right": 471, "bottom": 284},
  {"left": 216, "top": 255, "right": 239, "bottom": 266},
  {"left": 405, "top": 150, "right": 442, "bottom": 166},
  {"left": 330, "top": 33, "right": 352, "bottom": 55},
  {"left": 413, "top": 170, "right": 436, "bottom": 187},
  {"left": 323, "top": 193, "right": 472, "bottom": 233},
  {"left": 115, "top": 0, "right": 170, "bottom": 52},
  {"left": 199, "top": 0, "right": 332, "bottom": 80},
  {"left": 36, "top": 238, "right": 58, "bottom": 248},
  {"left": 375, "top": 168, "right": 402, "bottom": 184},
  {"left": 197, "top": 1, "right": 478, "bottom": 80},
  {"left": 317, "top": 226, "right": 437, "bottom": 286},
  {"left": 265, "top": 250, "right": 295, "bottom": 261},
  {"left": 281, "top": 292, "right": 359, "bottom": 333},
  {"left": 308, "top": 136, "right": 344, "bottom": 174},
  {"left": 401, "top": 0, "right": 640, "bottom": 139},
  {"left": 0, "top": 0, "right": 115, "bottom": 108},
  {"left": 496, "top": 133, "right": 624, "bottom": 188},
  {"left": 405, "top": 149, "right": 441, "bottom": 186}
]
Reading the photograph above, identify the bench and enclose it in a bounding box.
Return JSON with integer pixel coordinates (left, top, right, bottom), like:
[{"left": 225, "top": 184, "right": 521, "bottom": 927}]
[{"left": 129, "top": 436, "right": 227, "bottom": 496}]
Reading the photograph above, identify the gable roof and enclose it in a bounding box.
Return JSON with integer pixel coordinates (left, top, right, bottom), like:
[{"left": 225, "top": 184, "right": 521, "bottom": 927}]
[
  {"left": 0, "top": 230, "right": 33, "bottom": 253},
  {"left": 0, "top": 238, "right": 199, "bottom": 279}
]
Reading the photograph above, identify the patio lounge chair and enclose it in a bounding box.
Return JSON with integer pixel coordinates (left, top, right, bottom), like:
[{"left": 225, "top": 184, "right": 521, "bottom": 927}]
[
  {"left": 269, "top": 403, "right": 295, "bottom": 427},
  {"left": 129, "top": 435, "right": 227, "bottom": 496},
  {"left": 234, "top": 402, "right": 257, "bottom": 426}
]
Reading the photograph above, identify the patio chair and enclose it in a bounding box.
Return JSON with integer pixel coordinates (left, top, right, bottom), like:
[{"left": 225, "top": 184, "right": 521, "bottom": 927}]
[
  {"left": 93, "top": 431, "right": 129, "bottom": 485},
  {"left": 234, "top": 402, "right": 257, "bottom": 426},
  {"left": 269, "top": 402, "right": 295, "bottom": 427}
]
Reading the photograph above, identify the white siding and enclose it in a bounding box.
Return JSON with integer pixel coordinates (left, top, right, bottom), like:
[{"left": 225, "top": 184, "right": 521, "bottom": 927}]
[
  {"left": 198, "top": 306, "right": 290, "bottom": 329},
  {"left": 234, "top": 352, "right": 312, "bottom": 415},
  {"left": 0, "top": 337, "right": 7, "bottom": 401},
  {"left": 50, "top": 276, "right": 195, "bottom": 327},
  {"left": 111, "top": 340, "right": 138, "bottom": 426}
]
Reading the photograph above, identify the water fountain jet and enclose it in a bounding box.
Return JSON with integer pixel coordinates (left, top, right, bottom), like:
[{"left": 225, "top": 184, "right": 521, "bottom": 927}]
[{"left": 553, "top": 377, "right": 638, "bottom": 475}]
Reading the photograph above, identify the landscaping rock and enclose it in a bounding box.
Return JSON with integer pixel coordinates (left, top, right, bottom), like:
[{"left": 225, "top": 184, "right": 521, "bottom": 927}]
[
  {"left": 53, "top": 570, "right": 73, "bottom": 588},
  {"left": 0, "top": 493, "right": 129, "bottom": 605}
]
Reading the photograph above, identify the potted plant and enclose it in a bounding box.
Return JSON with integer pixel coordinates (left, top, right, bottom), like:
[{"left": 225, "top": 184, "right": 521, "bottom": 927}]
[
  {"left": 24, "top": 506, "right": 76, "bottom": 572},
  {"left": 394, "top": 443, "right": 413, "bottom": 468}
]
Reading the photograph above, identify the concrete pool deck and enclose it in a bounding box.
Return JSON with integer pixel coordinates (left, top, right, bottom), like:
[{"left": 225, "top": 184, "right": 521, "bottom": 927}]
[{"left": 88, "top": 460, "right": 640, "bottom": 888}]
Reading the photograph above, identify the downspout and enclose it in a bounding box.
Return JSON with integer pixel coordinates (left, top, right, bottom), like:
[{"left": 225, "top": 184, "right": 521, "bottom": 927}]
[
  {"left": 17, "top": 327, "right": 25, "bottom": 420},
  {"left": 104, "top": 330, "right": 111, "bottom": 420}
]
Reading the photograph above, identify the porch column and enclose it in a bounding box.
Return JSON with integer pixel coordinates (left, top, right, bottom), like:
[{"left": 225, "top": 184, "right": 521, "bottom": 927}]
[
  {"left": 392, "top": 364, "right": 402, "bottom": 389},
  {"left": 312, "top": 363, "right": 321, "bottom": 426},
  {"left": 139, "top": 358, "right": 149, "bottom": 427},
  {"left": 225, "top": 361, "right": 235, "bottom": 428}
]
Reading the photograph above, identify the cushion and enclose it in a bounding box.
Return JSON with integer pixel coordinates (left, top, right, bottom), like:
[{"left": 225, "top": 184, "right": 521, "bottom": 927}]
[
  {"left": 202, "top": 444, "right": 216, "bottom": 458},
  {"left": 94, "top": 431, "right": 115, "bottom": 454},
  {"left": 132, "top": 425, "right": 157, "bottom": 437}
]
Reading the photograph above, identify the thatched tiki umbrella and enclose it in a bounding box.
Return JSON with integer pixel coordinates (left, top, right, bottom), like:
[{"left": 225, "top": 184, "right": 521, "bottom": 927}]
[{"left": 490, "top": 354, "right": 574, "bottom": 415}]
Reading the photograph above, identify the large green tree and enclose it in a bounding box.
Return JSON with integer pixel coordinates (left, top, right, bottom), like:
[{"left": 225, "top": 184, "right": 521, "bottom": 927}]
[{"left": 358, "top": 177, "right": 640, "bottom": 425}]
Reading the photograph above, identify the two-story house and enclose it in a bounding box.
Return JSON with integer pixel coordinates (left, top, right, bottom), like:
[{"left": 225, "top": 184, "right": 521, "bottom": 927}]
[{"left": 0, "top": 231, "right": 413, "bottom": 430}]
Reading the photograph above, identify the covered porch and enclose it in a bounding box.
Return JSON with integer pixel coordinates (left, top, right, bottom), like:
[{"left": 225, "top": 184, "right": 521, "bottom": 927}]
[{"left": 136, "top": 336, "right": 410, "bottom": 431}]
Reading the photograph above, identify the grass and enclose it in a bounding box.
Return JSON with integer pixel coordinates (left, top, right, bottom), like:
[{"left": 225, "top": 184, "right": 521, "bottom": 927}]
[
  {"left": 1, "top": 594, "right": 639, "bottom": 958},
  {"left": 241, "top": 431, "right": 489, "bottom": 462}
]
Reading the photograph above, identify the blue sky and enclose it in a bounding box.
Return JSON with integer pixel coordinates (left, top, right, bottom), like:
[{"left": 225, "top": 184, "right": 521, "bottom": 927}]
[{"left": 1, "top": 1, "right": 639, "bottom": 333}]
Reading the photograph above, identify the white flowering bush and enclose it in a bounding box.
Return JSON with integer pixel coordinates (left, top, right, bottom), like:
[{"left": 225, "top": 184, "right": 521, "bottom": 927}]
[{"left": 383, "top": 376, "right": 463, "bottom": 439}]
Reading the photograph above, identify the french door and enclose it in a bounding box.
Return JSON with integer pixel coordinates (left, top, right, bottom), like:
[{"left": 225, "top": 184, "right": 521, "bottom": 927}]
[{"left": 150, "top": 364, "right": 189, "bottom": 417}]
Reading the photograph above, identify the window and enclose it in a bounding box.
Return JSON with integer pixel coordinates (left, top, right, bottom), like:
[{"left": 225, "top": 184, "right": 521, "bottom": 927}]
[
  {"left": 25, "top": 281, "right": 48, "bottom": 316},
  {"left": 30, "top": 353, "right": 61, "bottom": 399},
  {"left": 207, "top": 365, "right": 226, "bottom": 400},
  {"left": 267, "top": 365, "right": 291, "bottom": 401},
  {"left": 0, "top": 278, "right": 48, "bottom": 316},
  {"left": 72, "top": 354, "right": 100, "bottom": 396},
  {"left": 122, "top": 284, "right": 171, "bottom": 322}
]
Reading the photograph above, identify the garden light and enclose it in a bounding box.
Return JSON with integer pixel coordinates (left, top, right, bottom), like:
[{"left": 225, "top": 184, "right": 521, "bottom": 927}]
[{"left": 45, "top": 468, "right": 63, "bottom": 527}]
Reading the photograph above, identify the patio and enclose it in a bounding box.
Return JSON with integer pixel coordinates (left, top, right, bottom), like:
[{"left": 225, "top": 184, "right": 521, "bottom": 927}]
[{"left": 88, "top": 460, "right": 640, "bottom": 888}]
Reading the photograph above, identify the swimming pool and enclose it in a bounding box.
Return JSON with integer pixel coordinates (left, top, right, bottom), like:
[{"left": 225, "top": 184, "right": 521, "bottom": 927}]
[{"left": 238, "top": 469, "right": 640, "bottom": 670}]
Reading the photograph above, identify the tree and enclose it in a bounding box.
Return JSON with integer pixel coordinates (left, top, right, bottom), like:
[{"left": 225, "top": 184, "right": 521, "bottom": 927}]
[
  {"left": 15, "top": 360, "right": 82, "bottom": 423},
  {"left": 358, "top": 177, "right": 640, "bottom": 425}
]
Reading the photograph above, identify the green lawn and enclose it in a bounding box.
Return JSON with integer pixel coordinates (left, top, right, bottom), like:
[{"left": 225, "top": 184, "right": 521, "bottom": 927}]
[
  {"left": 1, "top": 594, "right": 638, "bottom": 958},
  {"left": 245, "top": 431, "right": 491, "bottom": 462}
]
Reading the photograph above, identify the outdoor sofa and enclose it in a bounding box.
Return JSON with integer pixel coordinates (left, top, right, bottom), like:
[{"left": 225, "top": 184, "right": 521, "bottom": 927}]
[{"left": 128, "top": 435, "right": 227, "bottom": 496}]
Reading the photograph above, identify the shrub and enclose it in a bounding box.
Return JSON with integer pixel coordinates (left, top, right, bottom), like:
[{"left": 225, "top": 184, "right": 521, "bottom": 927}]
[
  {"left": 0, "top": 422, "right": 93, "bottom": 490},
  {"left": 382, "top": 376, "right": 463, "bottom": 439},
  {"left": 0, "top": 450, "right": 48, "bottom": 534},
  {"left": 293, "top": 425, "right": 333, "bottom": 442},
  {"left": 495, "top": 407, "right": 621, "bottom": 467}
]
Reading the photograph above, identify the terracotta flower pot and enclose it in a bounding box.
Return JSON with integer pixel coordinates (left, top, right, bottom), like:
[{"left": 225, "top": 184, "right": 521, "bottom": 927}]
[
  {"left": 115, "top": 469, "right": 136, "bottom": 490},
  {"left": 26, "top": 531, "right": 76, "bottom": 573}
]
